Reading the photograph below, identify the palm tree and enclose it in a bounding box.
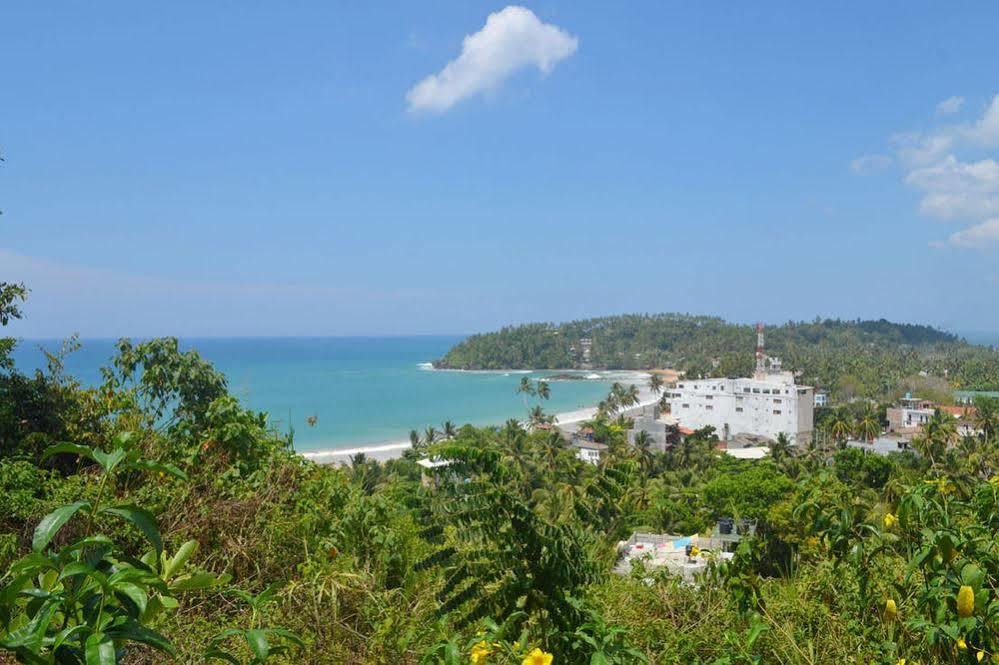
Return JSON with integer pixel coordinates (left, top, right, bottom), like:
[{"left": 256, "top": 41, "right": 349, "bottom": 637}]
[
  {"left": 973, "top": 396, "right": 998, "bottom": 445},
  {"left": 409, "top": 429, "right": 422, "bottom": 450},
  {"left": 917, "top": 411, "right": 957, "bottom": 466},
  {"left": 528, "top": 405, "right": 550, "bottom": 430},
  {"left": 535, "top": 380, "right": 551, "bottom": 400},
  {"left": 770, "top": 432, "right": 792, "bottom": 466},
  {"left": 855, "top": 405, "right": 881, "bottom": 442},
  {"left": 623, "top": 384, "right": 641, "bottom": 410},
  {"left": 632, "top": 430, "right": 655, "bottom": 472},
  {"left": 424, "top": 426, "right": 438, "bottom": 445},
  {"left": 658, "top": 392, "right": 671, "bottom": 414},
  {"left": 828, "top": 412, "right": 855, "bottom": 447},
  {"left": 516, "top": 376, "right": 537, "bottom": 413},
  {"left": 442, "top": 420, "right": 457, "bottom": 440},
  {"left": 648, "top": 374, "right": 664, "bottom": 396}
]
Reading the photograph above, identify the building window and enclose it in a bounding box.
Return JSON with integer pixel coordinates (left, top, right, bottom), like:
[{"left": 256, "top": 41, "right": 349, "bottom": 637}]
[
  {"left": 743, "top": 388, "right": 750, "bottom": 393},
  {"left": 682, "top": 404, "right": 689, "bottom": 409},
  {"left": 736, "top": 407, "right": 743, "bottom": 412},
  {"left": 774, "top": 399, "right": 781, "bottom": 404},
  {"left": 705, "top": 395, "right": 713, "bottom": 400},
  {"left": 736, "top": 396, "right": 743, "bottom": 401},
  {"left": 773, "top": 409, "right": 782, "bottom": 415},
  {"left": 706, "top": 405, "right": 713, "bottom": 410},
  {"left": 752, "top": 388, "right": 760, "bottom": 393}
]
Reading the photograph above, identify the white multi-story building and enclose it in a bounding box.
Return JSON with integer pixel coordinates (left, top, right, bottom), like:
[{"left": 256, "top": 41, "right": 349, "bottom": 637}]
[{"left": 666, "top": 371, "right": 814, "bottom": 443}]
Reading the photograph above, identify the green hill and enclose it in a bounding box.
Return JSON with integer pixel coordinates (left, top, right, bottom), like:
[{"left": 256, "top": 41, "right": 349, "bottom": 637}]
[{"left": 437, "top": 314, "right": 999, "bottom": 396}]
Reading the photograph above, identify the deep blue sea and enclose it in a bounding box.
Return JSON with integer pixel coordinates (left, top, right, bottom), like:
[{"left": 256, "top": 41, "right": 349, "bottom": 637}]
[{"left": 10, "top": 337, "right": 623, "bottom": 451}]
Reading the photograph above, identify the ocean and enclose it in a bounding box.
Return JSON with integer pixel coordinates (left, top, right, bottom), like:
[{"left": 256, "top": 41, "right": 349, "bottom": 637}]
[{"left": 10, "top": 336, "right": 631, "bottom": 452}]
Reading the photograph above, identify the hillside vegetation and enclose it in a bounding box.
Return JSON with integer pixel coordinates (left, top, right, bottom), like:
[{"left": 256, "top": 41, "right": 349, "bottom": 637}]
[
  {"left": 437, "top": 314, "right": 999, "bottom": 397},
  {"left": 5, "top": 284, "right": 999, "bottom": 664}
]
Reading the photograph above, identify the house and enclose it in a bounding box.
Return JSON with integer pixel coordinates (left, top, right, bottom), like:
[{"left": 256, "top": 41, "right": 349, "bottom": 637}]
[
  {"left": 814, "top": 391, "right": 829, "bottom": 408},
  {"left": 846, "top": 434, "right": 914, "bottom": 457},
  {"left": 572, "top": 440, "right": 607, "bottom": 465},
  {"left": 886, "top": 394, "right": 935, "bottom": 433},
  {"left": 886, "top": 395, "right": 981, "bottom": 438},
  {"left": 628, "top": 405, "right": 679, "bottom": 451}
]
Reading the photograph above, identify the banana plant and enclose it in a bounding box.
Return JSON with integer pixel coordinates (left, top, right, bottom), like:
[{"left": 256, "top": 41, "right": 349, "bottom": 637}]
[{"left": 0, "top": 434, "right": 223, "bottom": 664}]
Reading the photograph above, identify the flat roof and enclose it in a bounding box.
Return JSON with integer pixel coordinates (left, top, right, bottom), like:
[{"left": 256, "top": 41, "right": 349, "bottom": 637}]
[
  {"left": 725, "top": 446, "right": 770, "bottom": 460},
  {"left": 417, "top": 458, "right": 453, "bottom": 469}
]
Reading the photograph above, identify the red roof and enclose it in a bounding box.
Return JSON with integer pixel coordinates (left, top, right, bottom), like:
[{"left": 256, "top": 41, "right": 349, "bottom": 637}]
[{"left": 936, "top": 405, "right": 977, "bottom": 419}]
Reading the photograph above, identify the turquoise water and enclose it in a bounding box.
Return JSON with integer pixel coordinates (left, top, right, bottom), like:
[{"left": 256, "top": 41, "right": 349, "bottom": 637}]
[{"left": 10, "top": 337, "right": 624, "bottom": 451}]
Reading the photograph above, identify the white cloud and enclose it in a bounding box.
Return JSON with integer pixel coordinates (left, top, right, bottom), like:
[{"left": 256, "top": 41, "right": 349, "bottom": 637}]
[
  {"left": 964, "top": 94, "right": 999, "bottom": 147},
  {"left": 861, "top": 93, "right": 999, "bottom": 249},
  {"left": 936, "top": 95, "right": 965, "bottom": 115},
  {"left": 947, "top": 218, "right": 999, "bottom": 248},
  {"left": 905, "top": 155, "right": 999, "bottom": 220},
  {"left": 406, "top": 6, "right": 578, "bottom": 113},
  {"left": 890, "top": 131, "right": 954, "bottom": 168},
  {"left": 850, "top": 153, "right": 892, "bottom": 175}
]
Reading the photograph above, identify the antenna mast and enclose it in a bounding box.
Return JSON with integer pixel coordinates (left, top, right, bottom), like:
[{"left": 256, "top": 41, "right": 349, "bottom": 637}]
[{"left": 755, "top": 323, "right": 766, "bottom": 378}]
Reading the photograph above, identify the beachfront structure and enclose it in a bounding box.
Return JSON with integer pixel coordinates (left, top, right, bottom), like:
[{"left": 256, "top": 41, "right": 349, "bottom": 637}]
[{"left": 814, "top": 391, "right": 829, "bottom": 407}]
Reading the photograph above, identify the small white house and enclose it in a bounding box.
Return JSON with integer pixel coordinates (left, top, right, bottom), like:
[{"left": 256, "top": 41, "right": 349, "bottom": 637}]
[{"left": 572, "top": 440, "right": 607, "bottom": 465}]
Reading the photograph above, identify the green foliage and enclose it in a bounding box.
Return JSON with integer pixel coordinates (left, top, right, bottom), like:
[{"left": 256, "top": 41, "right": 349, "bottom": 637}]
[
  {"left": 436, "top": 313, "right": 999, "bottom": 393},
  {"left": 0, "top": 436, "right": 226, "bottom": 664},
  {"left": 703, "top": 460, "right": 794, "bottom": 520},
  {"left": 10, "top": 295, "right": 999, "bottom": 662},
  {"left": 0, "top": 281, "right": 28, "bottom": 371}
]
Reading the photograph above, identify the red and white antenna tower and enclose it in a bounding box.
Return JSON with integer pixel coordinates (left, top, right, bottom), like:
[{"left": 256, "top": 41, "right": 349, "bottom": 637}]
[{"left": 755, "top": 323, "right": 766, "bottom": 377}]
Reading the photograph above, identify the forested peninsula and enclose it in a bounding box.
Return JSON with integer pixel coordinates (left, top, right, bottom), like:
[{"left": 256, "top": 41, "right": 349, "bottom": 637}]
[{"left": 436, "top": 314, "right": 999, "bottom": 397}]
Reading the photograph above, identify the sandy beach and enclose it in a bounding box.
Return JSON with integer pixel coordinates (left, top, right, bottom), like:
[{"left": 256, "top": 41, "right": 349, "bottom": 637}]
[{"left": 301, "top": 372, "right": 659, "bottom": 464}]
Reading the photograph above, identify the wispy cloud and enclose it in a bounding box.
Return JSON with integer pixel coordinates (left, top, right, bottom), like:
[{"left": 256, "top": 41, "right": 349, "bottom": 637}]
[
  {"left": 947, "top": 218, "right": 999, "bottom": 249},
  {"left": 406, "top": 6, "right": 578, "bottom": 114},
  {"left": 936, "top": 95, "right": 965, "bottom": 115},
  {"left": 855, "top": 93, "right": 999, "bottom": 248},
  {"left": 905, "top": 155, "right": 999, "bottom": 221}
]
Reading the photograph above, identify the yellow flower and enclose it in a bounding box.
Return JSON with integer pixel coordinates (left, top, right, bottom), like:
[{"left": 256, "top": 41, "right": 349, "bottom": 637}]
[
  {"left": 883, "top": 513, "right": 898, "bottom": 529},
  {"left": 884, "top": 598, "right": 897, "bottom": 621},
  {"left": 470, "top": 641, "right": 492, "bottom": 665},
  {"left": 522, "top": 648, "right": 554, "bottom": 665},
  {"left": 690, "top": 546, "right": 700, "bottom": 557},
  {"left": 958, "top": 638, "right": 968, "bottom": 650},
  {"left": 977, "top": 650, "right": 985, "bottom": 662},
  {"left": 896, "top": 659, "right": 906, "bottom": 665},
  {"left": 958, "top": 585, "right": 975, "bottom": 618}
]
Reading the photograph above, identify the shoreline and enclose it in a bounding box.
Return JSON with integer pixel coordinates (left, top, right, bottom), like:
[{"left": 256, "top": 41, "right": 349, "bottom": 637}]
[{"left": 300, "top": 372, "right": 659, "bottom": 465}]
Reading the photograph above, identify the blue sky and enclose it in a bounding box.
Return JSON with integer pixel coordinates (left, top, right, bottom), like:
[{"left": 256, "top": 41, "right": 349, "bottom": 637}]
[{"left": 2, "top": 2, "right": 998, "bottom": 338}]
